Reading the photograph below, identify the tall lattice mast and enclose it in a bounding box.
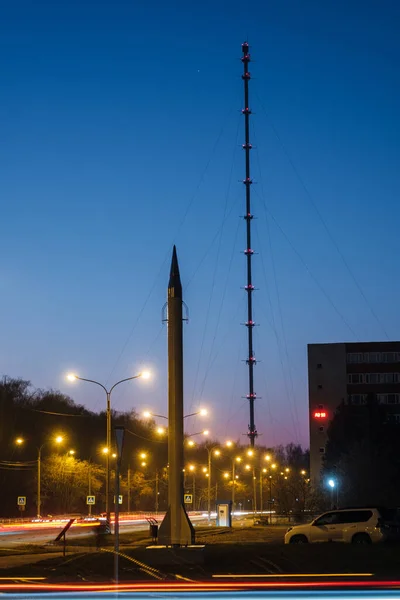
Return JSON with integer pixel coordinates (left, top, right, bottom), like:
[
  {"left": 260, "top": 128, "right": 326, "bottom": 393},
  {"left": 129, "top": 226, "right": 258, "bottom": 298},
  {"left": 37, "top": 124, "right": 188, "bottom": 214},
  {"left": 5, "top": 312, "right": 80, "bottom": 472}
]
[{"left": 241, "top": 41, "right": 258, "bottom": 447}]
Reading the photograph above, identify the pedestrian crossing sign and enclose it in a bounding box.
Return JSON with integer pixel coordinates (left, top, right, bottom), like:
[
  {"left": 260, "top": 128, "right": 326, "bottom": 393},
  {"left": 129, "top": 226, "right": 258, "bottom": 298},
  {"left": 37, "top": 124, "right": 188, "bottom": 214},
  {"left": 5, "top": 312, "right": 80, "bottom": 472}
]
[
  {"left": 86, "top": 496, "right": 96, "bottom": 505},
  {"left": 184, "top": 494, "right": 193, "bottom": 503},
  {"left": 17, "top": 496, "right": 26, "bottom": 506}
]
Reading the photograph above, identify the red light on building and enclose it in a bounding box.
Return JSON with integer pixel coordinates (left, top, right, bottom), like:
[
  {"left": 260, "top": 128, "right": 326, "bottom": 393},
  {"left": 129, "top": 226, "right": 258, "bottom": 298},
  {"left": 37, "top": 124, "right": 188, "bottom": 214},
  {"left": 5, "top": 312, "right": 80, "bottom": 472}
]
[{"left": 313, "top": 411, "right": 327, "bottom": 419}]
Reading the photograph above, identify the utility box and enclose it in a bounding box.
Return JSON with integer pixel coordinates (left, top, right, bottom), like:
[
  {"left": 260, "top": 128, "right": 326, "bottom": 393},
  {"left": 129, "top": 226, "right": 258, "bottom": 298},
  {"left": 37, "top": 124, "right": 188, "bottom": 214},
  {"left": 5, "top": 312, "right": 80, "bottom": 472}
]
[{"left": 216, "top": 501, "right": 232, "bottom": 527}]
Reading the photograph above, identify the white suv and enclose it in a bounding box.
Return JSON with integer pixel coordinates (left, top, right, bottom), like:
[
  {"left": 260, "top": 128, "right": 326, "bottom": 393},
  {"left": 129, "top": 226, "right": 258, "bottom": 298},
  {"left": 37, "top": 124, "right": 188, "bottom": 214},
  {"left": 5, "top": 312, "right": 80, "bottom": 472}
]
[{"left": 284, "top": 508, "right": 386, "bottom": 544}]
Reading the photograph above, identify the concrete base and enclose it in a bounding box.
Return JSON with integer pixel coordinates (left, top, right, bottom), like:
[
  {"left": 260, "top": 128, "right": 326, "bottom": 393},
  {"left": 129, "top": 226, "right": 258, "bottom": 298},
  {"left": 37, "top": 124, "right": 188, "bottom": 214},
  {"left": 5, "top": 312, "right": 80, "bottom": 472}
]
[{"left": 144, "top": 545, "right": 205, "bottom": 566}]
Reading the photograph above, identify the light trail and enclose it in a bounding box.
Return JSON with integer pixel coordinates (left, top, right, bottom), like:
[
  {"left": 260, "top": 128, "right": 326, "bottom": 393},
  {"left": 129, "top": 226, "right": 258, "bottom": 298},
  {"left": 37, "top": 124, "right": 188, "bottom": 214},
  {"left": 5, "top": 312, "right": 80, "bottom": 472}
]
[{"left": 0, "top": 579, "right": 399, "bottom": 593}]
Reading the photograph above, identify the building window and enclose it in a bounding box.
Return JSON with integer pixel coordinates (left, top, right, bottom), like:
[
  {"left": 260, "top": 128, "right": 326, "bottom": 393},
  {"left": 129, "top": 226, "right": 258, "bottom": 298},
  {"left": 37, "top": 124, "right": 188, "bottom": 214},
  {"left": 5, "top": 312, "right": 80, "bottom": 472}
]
[
  {"left": 319, "top": 447, "right": 325, "bottom": 454},
  {"left": 387, "top": 394, "right": 400, "bottom": 404},
  {"left": 317, "top": 363, "right": 322, "bottom": 369},
  {"left": 350, "top": 394, "right": 367, "bottom": 405},
  {"left": 347, "top": 353, "right": 364, "bottom": 363},
  {"left": 364, "top": 373, "right": 400, "bottom": 384},
  {"left": 365, "top": 373, "right": 380, "bottom": 384},
  {"left": 349, "top": 372, "right": 400, "bottom": 385},
  {"left": 383, "top": 352, "right": 400, "bottom": 363},
  {"left": 386, "top": 414, "right": 400, "bottom": 424},
  {"left": 348, "top": 373, "right": 364, "bottom": 384},
  {"left": 347, "top": 352, "right": 400, "bottom": 364},
  {"left": 378, "top": 394, "right": 400, "bottom": 405}
]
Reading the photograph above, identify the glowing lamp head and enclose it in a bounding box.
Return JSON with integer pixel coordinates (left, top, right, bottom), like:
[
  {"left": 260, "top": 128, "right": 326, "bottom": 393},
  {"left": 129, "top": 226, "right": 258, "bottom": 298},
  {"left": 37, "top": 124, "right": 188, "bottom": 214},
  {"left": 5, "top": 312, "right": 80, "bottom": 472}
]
[
  {"left": 68, "top": 449, "right": 75, "bottom": 455},
  {"left": 55, "top": 436, "right": 64, "bottom": 444},
  {"left": 199, "top": 408, "right": 208, "bottom": 416},
  {"left": 142, "top": 411, "right": 152, "bottom": 419},
  {"left": 141, "top": 370, "right": 151, "bottom": 380},
  {"left": 15, "top": 438, "right": 24, "bottom": 445},
  {"left": 226, "top": 440, "right": 233, "bottom": 448},
  {"left": 112, "top": 453, "right": 117, "bottom": 458},
  {"left": 102, "top": 447, "right": 109, "bottom": 454},
  {"left": 189, "top": 464, "right": 195, "bottom": 472},
  {"left": 140, "top": 452, "right": 147, "bottom": 459},
  {"left": 66, "top": 373, "right": 77, "bottom": 382},
  {"left": 214, "top": 449, "right": 221, "bottom": 456},
  {"left": 202, "top": 430, "right": 209, "bottom": 436},
  {"left": 247, "top": 450, "right": 254, "bottom": 457},
  {"left": 187, "top": 440, "right": 195, "bottom": 447},
  {"left": 328, "top": 478, "right": 336, "bottom": 488},
  {"left": 223, "top": 472, "right": 229, "bottom": 479},
  {"left": 265, "top": 454, "right": 271, "bottom": 461},
  {"left": 156, "top": 427, "right": 166, "bottom": 435}
]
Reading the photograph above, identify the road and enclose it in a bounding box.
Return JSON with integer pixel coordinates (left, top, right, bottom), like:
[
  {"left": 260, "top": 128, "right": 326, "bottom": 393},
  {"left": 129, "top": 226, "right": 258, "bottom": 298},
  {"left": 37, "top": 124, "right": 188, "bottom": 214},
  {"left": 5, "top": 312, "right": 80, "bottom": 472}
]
[
  {"left": 0, "top": 513, "right": 285, "bottom": 547},
  {"left": 0, "top": 512, "right": 212, "bottom": 547}
]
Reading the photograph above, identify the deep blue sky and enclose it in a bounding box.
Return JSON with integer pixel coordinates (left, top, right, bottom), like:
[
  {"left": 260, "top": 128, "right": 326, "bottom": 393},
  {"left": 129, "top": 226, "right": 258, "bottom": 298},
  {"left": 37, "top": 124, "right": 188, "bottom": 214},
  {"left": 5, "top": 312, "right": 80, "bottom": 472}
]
[{"left": 1, "top": 0, "right": 399, "bottom": 448}]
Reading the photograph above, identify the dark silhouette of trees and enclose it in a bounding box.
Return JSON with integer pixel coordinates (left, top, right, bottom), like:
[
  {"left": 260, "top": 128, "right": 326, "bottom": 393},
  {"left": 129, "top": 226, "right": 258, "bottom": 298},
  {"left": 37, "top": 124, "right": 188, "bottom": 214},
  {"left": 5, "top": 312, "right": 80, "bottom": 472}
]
[
  {"left": 0, "top": 376, "right": 310, "bottom": 516},
  {"left": 323, "top": 394, "right": 400, "bottom": 507}
]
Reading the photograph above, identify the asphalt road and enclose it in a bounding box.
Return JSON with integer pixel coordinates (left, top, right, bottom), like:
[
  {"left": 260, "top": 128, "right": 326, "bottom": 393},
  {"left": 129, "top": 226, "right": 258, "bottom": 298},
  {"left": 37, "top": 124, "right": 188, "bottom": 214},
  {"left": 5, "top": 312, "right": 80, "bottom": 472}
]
[
  {"left": 0, "top": 513, "right": 286, "bottom": 548},
  {"left": 0, "top": 513, "right": 215, "bottom": 547}
]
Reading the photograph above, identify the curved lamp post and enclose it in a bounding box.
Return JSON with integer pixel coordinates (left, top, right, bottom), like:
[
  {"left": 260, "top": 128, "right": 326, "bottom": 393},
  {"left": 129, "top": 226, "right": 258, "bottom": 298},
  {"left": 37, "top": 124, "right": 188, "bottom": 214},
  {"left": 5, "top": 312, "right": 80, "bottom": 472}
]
[{"left": 67, "top": 371, "right": 150, "bottom": 525}]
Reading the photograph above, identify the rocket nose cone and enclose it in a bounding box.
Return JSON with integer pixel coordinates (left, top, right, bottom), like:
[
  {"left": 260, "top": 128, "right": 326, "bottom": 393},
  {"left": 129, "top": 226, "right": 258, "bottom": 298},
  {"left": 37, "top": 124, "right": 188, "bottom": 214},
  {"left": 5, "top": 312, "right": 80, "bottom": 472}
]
[{"left": 168, "top": 245, "right": 182, "bottom": 296}]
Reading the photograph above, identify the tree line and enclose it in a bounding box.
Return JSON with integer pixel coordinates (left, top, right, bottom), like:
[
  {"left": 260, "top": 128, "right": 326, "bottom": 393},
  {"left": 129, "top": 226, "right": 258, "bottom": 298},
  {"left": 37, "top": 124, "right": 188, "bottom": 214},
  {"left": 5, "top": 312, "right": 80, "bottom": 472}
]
[
  {"left": 0, "top": 377, "right": 311, "bottom": 517},
  {"left": 323, "top": 393, "right": 400, "bottom": 508}
]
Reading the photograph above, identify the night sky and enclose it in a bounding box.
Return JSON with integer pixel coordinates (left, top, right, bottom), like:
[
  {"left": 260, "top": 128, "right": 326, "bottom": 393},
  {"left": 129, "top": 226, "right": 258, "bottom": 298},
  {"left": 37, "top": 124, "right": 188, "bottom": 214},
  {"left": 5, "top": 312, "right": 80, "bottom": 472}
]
[{"left": 1, "top": 0, "right": 399, "bottom": 448}]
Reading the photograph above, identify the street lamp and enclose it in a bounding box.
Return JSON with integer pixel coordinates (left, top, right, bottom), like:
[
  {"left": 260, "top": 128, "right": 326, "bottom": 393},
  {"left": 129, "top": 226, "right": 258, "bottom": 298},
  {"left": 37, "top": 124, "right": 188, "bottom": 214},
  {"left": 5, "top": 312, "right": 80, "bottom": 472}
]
[
  {"left": 206, "top": 446, "right": 220, "bottom": 523},
  {"left": 188, "top": 464, "right": 196, "bottom": 509},
  {"left": 224, "top": 440, "right": 240, "bottom": 510},
  {"left": 186, "top": 430, "right": 209, "bottom": 439},
  {"left": 327, "top": 477, "right": 338, "bottom": 508},
  {"left": 67, "top": 370, "right": 150, "bottom": 526},
  {"left": 142, "top": 408, "right": 208, "bottom": 420},
  {"left": 231, "top": 457, "right": 241, "bottom": 510},
  {"left": 15, "top": 435, "right": 64, "bottom": 518}
]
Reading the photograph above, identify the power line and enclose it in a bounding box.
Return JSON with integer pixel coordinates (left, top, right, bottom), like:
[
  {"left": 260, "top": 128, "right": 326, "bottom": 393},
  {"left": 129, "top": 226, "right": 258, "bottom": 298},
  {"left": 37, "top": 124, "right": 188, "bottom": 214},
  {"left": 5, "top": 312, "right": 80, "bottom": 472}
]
[
  {"left": 104, "top": 103, "right": 239, "bottom": 387},
  {"left": 254, "top": 187, "right": 359, "bottom": 340},
  {"left": 255, "top": 90, "right": 389, "bottom": 340},
  {"left": 252, "top": 122, "right": 301, "bottom": 443}
]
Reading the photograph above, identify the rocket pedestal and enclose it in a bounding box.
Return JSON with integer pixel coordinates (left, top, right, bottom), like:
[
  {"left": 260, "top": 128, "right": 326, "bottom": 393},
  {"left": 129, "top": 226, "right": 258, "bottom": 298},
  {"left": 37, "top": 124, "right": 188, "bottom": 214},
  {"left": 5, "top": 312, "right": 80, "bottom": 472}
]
[{"left": 158, "top": 246, "right": 195, "bottom": 547}]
